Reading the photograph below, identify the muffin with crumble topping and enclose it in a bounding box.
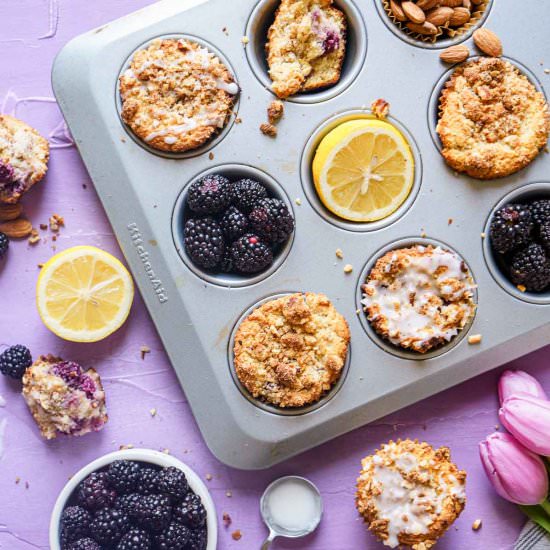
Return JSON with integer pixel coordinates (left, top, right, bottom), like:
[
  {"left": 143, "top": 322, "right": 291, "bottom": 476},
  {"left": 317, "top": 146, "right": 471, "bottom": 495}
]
[
  {"left": 356, "top": 439, "right": 466, "bottom": 549},
  {"left": 266, "top": 0, "right": 347, "bottom": 98}
]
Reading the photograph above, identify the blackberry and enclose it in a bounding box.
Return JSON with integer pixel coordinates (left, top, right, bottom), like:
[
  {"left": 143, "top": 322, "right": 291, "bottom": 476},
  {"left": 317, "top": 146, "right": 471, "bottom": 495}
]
[
  {"left": 117, "top": 528, "right": 152, "bottom": 550},
  {"left": 249, "top": 198, "right": 294, "bottom": 244},
  {"left": 129, "top": 494, "right": 172, "bottom": 533},
  {"left": 490, "top": 204, "right": 533, "bottom": 254},
  {"left": 115, "top": 493, "right": 141, "bottom": 515},
  {"left": 0, "top": 231, "right": 8, "bottom": 260},
  {"left": 540, "top": 223, "right": 550, "bottom": 250},
  {"left": 231, "top": 178, "right": 268, "bottom": 213},
  {"left": 155, "top": 522, "right": 191, "bottom": 550},
  {"left": 173, "top": 493, "right": 207, "bottom": 529},
  {"left": 77, "top": 471, "right": 117, "bottom": 511},
  {"left": 185, "top": 529, "right": 207, "bottom": 550},
  {"left": 184, "top": 217, "right": 225, "bottom": 270},
  {"left": 61, "top": 506, "right": 92, "bottom": 544},
  {"left": 510, "top": 243, "right": 550, "bottom": 291},
  {"left": 231, "top": 234, "right": 273, "bottom": 274},
  {"left": 187, "top": 174, "right": 232, "bottom": 215},
  {"left": 0, "top": 344, "right": 32, "bottom": 379},
  {"left": 89, "top": 507, "right": 131, "bottom": 546},
  {"left": 530, "top": 199, "right": 550, "bottom": 226},
  {"left": 219, "top": 248, "right": 234, "bottom": 273},
  {"left": 158, "top": 466, "right": 189, "bottom": 500},
  {"left": 221, "top": 206, "right": 248, "bottom": 242},
  {"left": 136, "top": 466, "right": 160, "bottom": 495},
  {"left": 107, "top": 460, "right": 141, "bottom": 494},
  {"left": 66, "top": 538, "right": 101, "bottom": 550}
]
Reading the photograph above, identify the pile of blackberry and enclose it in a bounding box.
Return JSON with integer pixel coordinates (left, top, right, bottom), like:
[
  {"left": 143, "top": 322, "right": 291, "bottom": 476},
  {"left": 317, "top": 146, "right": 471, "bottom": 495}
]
[
  {"left": 489, "top": 199, "right": 550, "bottom": 292},
  {"left": 60, "top": 460, "right": 208, "bottom": 550},
  {"left": 184, "top": 174, "right": 294, "bottom": 275}
]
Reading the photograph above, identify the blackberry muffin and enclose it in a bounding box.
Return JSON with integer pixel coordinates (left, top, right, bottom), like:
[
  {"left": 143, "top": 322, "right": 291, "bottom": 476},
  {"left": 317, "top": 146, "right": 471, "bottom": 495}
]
[
  {"left": 437, "top": 57, "right": 550, "bottom": 179},
  {"left": 0, "top": 114, "right": 49, "bottom": 203},
  {"left": 119, "top": 38, "right": 239, "bottom": 153},
  {"left": 233, "top": 292, "right": 350, "bottom": 407},
  {"left": 22, "top": 355, "right": 107, "bottom": 439},
  {"left": 356, "top": 439, "right": 466, "bottom": 549},
  {"left": 266, "top": 0, "right": 347, "bottom": 98},
  {"left": 361, "top": 245, "right": 476, "bottom": 353}
]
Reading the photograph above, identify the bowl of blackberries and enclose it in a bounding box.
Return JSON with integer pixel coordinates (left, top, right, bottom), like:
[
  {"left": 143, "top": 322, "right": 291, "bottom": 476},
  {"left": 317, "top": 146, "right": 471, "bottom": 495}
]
[
  {"left": 486, "top": 184, "right": 550, "bottom": 301},
  {"left": 173, "top": 165, "right": 295, "bottom": 286},
  {"left": 50, "top": 449, "right": 216, "bottom": 550}
]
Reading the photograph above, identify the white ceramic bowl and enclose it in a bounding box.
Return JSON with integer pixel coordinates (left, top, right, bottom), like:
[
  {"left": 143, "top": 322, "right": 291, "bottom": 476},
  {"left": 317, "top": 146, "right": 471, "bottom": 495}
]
[{"left": 49, "top": 448, "right": 217, "bottom": 549}]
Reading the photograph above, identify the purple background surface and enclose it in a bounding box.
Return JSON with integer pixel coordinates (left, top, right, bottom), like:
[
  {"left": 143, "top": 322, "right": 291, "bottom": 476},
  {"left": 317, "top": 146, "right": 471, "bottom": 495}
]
[{"left": 0, "top": 1, "right": 546, "bottom": 549}]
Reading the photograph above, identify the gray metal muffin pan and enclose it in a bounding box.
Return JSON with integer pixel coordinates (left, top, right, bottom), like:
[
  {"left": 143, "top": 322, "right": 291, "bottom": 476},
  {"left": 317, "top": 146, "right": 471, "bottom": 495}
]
[{"left": 52, "top": 0, "right": 550, "bottom": 469}]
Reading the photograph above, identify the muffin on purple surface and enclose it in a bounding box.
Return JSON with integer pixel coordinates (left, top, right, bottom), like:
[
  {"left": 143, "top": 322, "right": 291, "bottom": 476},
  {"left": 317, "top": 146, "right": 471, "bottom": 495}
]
[
  {"left": 0, "top": 114, "right": 49, "bottom": 204},
  {"left": 22, "top": 354, "right": 107, "bottom": 439}
]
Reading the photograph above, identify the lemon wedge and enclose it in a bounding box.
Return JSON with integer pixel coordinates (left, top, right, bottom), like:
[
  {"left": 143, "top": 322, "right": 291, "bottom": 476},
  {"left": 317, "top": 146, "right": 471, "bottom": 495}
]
[
  {"left": 37, "top": 246, "right": 134, "bottom": 342},
  {"left": 312, "top": 118, "right": 415, "bottom": 222}
]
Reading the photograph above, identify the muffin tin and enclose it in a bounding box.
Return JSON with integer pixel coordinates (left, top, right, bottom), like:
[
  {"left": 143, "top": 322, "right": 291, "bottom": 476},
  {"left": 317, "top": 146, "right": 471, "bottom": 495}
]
[{"left": 52, "top": 0, "right": 550, "bottom": 469}]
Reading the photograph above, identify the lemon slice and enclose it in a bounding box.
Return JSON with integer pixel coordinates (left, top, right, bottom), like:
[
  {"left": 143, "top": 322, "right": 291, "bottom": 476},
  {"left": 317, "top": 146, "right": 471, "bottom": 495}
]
[
  {"left": 312, "top": 119, "right": 415, "bottom": 222},
  {"left": 37, "top": 246, "right": 134, "bottom": 342}
]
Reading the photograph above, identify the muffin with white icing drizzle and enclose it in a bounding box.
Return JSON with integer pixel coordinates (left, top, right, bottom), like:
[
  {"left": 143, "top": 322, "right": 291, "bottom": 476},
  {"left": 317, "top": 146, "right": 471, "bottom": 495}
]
[
  {"left": 119, "top": 38, "right": 239, "bottom": 153},
  {"left": 361, "top": 245, "right": 476, "bottom": 353},
  {"left": 356, "top": 439, "right": 466, "bottom": 549}
]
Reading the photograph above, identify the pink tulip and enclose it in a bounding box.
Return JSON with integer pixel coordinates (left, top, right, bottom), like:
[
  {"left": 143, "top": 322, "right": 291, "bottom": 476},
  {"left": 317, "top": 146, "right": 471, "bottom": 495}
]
[
  {"left": 479, "top": 432, "right": 548, "bottom": 505},
  {"left": 499, "top": 394, "right": 550, "bottom": 455},
  {"left": 498, "top": 370, "right": 547, "bottom": 405}
]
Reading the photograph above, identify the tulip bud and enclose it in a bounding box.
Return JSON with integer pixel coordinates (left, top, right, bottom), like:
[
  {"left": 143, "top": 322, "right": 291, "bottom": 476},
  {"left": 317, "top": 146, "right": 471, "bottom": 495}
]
[
  {"left": 499, "top": 394, "right": 550, "bottom": 455},
  {"left": 499, "top": 370, "right": 547, "bottom": 405},
  {"left": 479, "top": 432, "right": 548, "bottom": 505}
]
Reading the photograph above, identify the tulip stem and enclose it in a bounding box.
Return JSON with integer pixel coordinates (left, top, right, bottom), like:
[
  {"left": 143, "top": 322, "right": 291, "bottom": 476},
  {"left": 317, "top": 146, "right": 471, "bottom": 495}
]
[
  {"left": 541, "top": 500, "right": 550, "bottom": 517},
  {"left": 520, "top": 504, "right": 550, "bottom": 535}
]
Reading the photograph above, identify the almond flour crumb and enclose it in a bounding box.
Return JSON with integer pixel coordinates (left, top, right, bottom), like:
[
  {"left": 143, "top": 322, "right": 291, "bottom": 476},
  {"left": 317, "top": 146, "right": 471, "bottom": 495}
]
[
  {"left": 149, "top": 408, "right": 157, "bottom": 417},
  {"left": 480, "top": 232, "right": 486, "bottom": 238},
  {"left": 472, "top": 519, "right": 482, "bottom": 531},
  {"left": 343, "top": 264, "right": 353, "bottom": 274},
  {"left": 162, "top": 448, "right": 170, "bottom": 454},
  {"left": 208, "top": 152, "right": 214, "bottom": 160},
  {"left": 468, "top": 334, "right": 482, "bottom": 345},
  {"left": 231, "top": 530, "right": 242, "bottom": 541},
  {"left": 545, "top": 69, "right": 550, "bottom": 75},
  {"left": 49, "top": 214, "right": 65, "bottom": 232},
  {"left": 448, "top": 218, "right": 453, "bottom": 225},
  {"left": 371, "top": 98, "right": 390, "bottom": 119},
  {"left": 223, "top": 512, "right": 232, "bottom": 527},
  {"left": 15, "top": 477, "right": 20, "bottom": 484},
  {"left": 335, "top": 248, "right": 344, "bottom": 259},
  {"left": 37, "top": 263, "right": 44, "bottom": 269},
  {"left": 225, "top": 490, "right": 233, "bottom": 498},
  {"left": 260, "top": 122, "right": 277, "bottom": 137},
  {"left": 295, "top": 198, "right": 302, "bottom": 206},
  {"left": 28, "top": 228, "right": 40, "bottom": 245},
  {"left": 39, "top": 223, "right": 48, "bottom": 231},
  {"left": 205, "top": 473, "right": 213, "bottom": 481},
  {"left": 241, "top": 36, "right": 249, "bottom": 45},
  {"left": 119, "top": 444, "right": 134, "bottom": 450},
  {"left": 140, "top": 345, "right": 151, "bottom": 359},
  {"left": 356, "top": 309, "right": 361, "bottom": 314},
  {"left": 235, "top": 117, "right": 242, "bottom": 124},
  {"left": 420, "top": 231, "right": 427, "bottom": 238},
  {"left": 517, "top": 284, "right": 526, "bottom": 292},
  {"left": 267, "top": 100, "right": 284, "bottom": 124}
]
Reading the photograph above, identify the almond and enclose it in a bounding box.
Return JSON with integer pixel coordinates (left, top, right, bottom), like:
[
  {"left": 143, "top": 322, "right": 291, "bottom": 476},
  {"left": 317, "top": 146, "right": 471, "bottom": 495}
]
[
  {"left": 449, "top": 7, "right": 470, "bottom": 26},
  {"left": 416, "top": 0, "right": 439, "bottom": 9},
  {"left": 401, "top": 1, "right": 426, "bottom": 23},
  {"left": 0, "top": 218, "right": 32, "bottom": 238},
  {"left": 439, "top": 44, "right": 470, "bottom": 63},
  {"left": 390, "top": 0, "right": 407, "bottom": 21},
  {"left": 440, "top": 0, "right": 463, "bottom": 6},
  {"left": 426, "top": 6, "right": 453, "bottom": 26},
  {"left": 0, "top": 203, "right": 22, "bottom": 222},
  {"left": 406, "top": 21, "right": 438, "bottom": 35},
  {"left": 473, "top": 28, "right": 502, "bottom": 56},
  {"left": 471, "top": 0, "right": 484, "bottom": 4},
  {"left": 462, "top": 0, "right": 472, "bottom": 9}
]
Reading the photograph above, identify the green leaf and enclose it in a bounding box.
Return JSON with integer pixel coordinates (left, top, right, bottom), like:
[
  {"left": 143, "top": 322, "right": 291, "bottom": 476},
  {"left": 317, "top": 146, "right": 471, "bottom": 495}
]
[{"left": 520, "top": 504, "right": 550, "bottom": 534}]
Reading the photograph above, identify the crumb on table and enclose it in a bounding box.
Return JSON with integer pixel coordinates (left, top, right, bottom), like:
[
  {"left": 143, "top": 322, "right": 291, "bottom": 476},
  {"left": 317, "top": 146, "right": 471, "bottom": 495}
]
[{"left": 260, "top": 123, "right": 277, "bottom": 137}]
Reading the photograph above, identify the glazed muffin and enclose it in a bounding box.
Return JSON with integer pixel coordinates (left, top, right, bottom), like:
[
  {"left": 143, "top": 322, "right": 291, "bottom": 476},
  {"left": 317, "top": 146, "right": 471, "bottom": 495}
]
[
  {"left": 361, "top": 245, "right": 476, "bottom": 353},
  {"left": 266, "top": 0, "right": 347, "bottom": 98},
  {"left": 0, "top": 114, "right": 49, "bottom": 204},
  {"left": 22, "top": 355, "right": 108, "bottom": 439},
  {"left": 119, "top": 38, "right": 239, "bottom": 153},
  {"left": 356, "top": 439, "right": 466, "bottom": 549},
  {"left": 437, "top": 57, "right": 550, "bottom": 179},
  {"left": 233, "top": 292, "right": 350, "bottom": 407}
]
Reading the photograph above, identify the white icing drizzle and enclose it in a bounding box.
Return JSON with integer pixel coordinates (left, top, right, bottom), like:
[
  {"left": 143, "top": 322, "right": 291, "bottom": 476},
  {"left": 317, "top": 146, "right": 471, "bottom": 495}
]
[
  {"left": 215, "top": 79, "right": 239, "bottom": 95},
  {"left": 361, "top": 246, "right": 476, "bottom": 349}
]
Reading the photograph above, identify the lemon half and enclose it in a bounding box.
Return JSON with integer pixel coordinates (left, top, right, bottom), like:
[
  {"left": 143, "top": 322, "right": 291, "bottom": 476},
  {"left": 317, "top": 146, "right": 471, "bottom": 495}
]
[
  {"left": 37, "top": 246, "right": 134, "bottom": 342},
  {"left": 312, "top": 119, "right": 415, "bottom": 222}
]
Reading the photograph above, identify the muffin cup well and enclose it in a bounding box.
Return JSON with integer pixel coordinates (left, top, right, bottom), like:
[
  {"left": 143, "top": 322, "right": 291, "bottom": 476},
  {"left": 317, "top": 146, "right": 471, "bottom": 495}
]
[
  {"left": 377, "top": 0, "right": 492, "bottom": 48},
  {"left": 49, "top": 448, "right": 217, "bottom": 550},
  {"left": 172, "top": 164, "right": 294, "bottom": 288},
  {"left": 300, "top": 109, "right": 422, "bottom": 232},
  {"left": 355, "top": 237, "right": 478, "bottom": 361},
  {"left": 427, "top": 56, "right": 547, "bottom": 153},
  {"left": 228, "top": 292, "right": 352, "bottom": 416},
  {"left": 483, "top": 182, "right": 550, "bottom": 305},
  {"left": 116, "top": 33, "right": 240, "bottom": 159},
  {"left": 244, "top": 0, "right": 367, "bottom": 104}
]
